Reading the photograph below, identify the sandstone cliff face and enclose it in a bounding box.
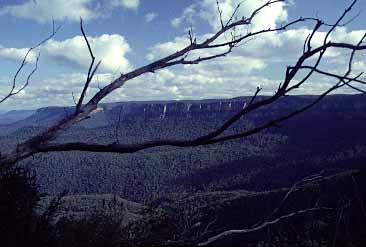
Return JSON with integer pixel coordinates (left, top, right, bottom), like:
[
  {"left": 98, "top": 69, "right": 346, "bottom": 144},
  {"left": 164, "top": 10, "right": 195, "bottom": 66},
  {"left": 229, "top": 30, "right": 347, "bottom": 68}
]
[
  {"left": 0, "top": 95, "right": 365, "bottom": 202},
  {"left": 2, "top": 94, "right": 365, "bottom": 130}
]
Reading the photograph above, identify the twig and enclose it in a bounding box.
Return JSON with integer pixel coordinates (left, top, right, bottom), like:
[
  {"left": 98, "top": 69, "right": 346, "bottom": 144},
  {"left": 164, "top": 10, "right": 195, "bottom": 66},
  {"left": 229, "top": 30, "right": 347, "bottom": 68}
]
[{"left": 198, "top": 207, "right": 334, "bottom": 246}]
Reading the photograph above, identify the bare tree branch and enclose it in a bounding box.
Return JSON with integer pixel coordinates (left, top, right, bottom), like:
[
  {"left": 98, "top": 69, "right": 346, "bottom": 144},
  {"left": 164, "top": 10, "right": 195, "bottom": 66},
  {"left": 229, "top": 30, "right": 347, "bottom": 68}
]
[
  {"left": 216, "top": 0, "right": 225, "bottom": 29},
  {"left": 197, "top": 207, "right": 335, "bottom": 246},
  {"left": 76, "top": 18, "right": 102, "bottom": 113},
  {"left": 0, "top": 21, "right": 61, "bottom": 104}
]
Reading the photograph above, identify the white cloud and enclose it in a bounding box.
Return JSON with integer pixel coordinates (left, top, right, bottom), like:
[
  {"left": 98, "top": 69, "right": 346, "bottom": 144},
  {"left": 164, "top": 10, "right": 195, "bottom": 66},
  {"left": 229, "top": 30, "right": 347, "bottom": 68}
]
[
  {"left": 169, "top": 1, "right": 366, "bottom": 65},
  {"left": 353, "top": 61, "right": 366, "bottom": 71},
  {"left": 0, "top": 72, "right": 119, "bottom": 110},
  {"left": 0, "top": 0, "right": 140, "bottom": 23},
  {"left": 247, "top": 27, "right": 366, "bottom": 61},
  {"left": 0, "top": 59, "right": 269, "bottom": 110},
  {"left": 149, "top": 27, "right": 366, "bottom": 64},
  {"left": 143, "top": 31, "right": 271, "bottom": 100},
  {"left": 109, "top": 0, "right": 140, "bottom": 9},
  {"left": 172, "top": 0, "right": 288, "bottom": 31},
  {"left": 0, "top": 34, "right": 132, "bottom": 73},
  {"left": 206, "top": 0, "right": 287, "bottom": 30},
  {"left": 146, "top": 33, "right": 232, "bottom": 61},
  {"left": 145, "top": 12, "right": 158, "bottom": 23},
  {"left": 0, "top": 0, "right": 94, "bottom": 23},
  {"left": 44, "top": 34, "right": 132, "bottom": 73},
  {"left": 171, "top": 4, "right": 196, "bottom": 28},
  {"left": 0, "top": 47, "right": 37, "bottom": 63},
  {"left": 0, "top": 58, "right": 363, "bottom": 111},
  {"left": 117, "top": 65, "right": 280, "bottom": 102},
  {"left": 146, "top": 36, "right": 190, "bottom": 61},
  {"left": 142, "top": 24, "right": 366, "bottom": 102}
]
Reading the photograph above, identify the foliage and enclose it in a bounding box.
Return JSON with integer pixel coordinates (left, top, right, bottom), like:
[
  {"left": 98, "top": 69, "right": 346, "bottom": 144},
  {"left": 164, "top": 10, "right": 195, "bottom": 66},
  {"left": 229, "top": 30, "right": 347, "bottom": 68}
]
[{"left": 0, "top": 165, "right": 54, "bottom": 246}]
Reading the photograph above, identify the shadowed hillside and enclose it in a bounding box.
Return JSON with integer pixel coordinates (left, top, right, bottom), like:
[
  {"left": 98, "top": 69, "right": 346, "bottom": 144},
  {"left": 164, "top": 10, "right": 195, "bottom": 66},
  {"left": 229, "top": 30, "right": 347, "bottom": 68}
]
[{"left": 0, "top": 94, "right": 365, "bottom": 202}]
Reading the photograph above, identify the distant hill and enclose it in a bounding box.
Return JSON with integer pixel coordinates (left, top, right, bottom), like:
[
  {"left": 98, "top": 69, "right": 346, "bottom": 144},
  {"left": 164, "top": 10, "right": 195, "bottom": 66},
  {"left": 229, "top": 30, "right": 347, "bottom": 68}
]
[
  {"left": 0, "top": 94, "right": 365, "bottom": 201},
  {"left": 0, "top": 109, "right": 36, "bottom": 125}
]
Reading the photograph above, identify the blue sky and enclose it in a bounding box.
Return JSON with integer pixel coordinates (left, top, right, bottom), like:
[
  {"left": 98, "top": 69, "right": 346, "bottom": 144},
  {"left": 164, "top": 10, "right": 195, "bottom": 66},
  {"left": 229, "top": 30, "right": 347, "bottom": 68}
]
[{"left": 0, "top": 0, "right": 365, "bottom": 110}]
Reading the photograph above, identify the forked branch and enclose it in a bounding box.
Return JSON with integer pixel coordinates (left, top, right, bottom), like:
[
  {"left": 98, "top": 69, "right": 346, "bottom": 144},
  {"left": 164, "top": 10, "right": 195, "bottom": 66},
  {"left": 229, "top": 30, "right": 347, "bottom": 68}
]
[
  {"left": 0, "top": 21, "right": 61, "bottom": 104},
  {"left": 76, "top": 18, "right": 101, "bottom": 113}
]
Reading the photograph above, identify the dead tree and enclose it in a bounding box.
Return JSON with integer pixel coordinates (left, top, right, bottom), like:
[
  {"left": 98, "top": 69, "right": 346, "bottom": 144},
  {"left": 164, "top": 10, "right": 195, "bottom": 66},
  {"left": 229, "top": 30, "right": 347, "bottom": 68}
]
[{"left": 0, "top": 0, "right": 365, "bottom": 169}]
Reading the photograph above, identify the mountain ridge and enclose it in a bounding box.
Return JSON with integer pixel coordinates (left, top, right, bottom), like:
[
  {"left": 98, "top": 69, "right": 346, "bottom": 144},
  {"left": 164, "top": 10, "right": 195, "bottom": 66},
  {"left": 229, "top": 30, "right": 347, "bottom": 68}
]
[{"left": 0, "top": 93, "right": 365, "bottom": 202}]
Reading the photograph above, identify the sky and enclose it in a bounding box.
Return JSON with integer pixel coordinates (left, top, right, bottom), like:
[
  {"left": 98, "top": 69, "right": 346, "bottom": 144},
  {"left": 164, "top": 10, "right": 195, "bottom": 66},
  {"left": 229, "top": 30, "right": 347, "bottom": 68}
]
[{"left": 0, "top": 0, "right": 365, "bottom": 110}]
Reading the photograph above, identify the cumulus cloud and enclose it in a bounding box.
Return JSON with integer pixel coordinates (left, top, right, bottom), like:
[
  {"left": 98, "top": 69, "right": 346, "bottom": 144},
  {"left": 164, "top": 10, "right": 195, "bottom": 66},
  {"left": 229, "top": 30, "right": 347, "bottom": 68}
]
[
  {"left": 0, "top": 0, "right": 93, "bottom": 23},
  {"left": 0, "top": 60, "right": 362, "bottom": 111},
  {"left": 150, "top": 26, "right": 366, "bottom": 63},
  {"left": 0, "top": 0, "right": 139, "bottom": 23},
  {"left": 353, "top": 61, "right": 366, "bottom": 71},
  {"left": 0, "top": 62, "right": 272, "bottom": 110},
  {"left": 202, "top": 0, "right": 288, "bottom": 31},
  {"left": 146, "top": 36, "right": 190, "bottom": 61},
  {"left": 142, "top": 23, "right": 366, "bottom": 103},
  {"left": 237, "top": 27, "right": 366, "bottom": 61},
  {"left": 170, "top": 1, "right": 365, "bottom": 64},
  {"left": 109, "top": 0, "right": 140, "bottom": 9},
  {"left": 142, "top": 30, "right": 273, "bottom": 100},
  {"left": 43, "top": 34, "right": 132, "bottom": 72},
  {"left": 146, "top": 33, "right": 231, "bottom": 61},
  {"left": 171, "top": 4, "right": 196, "bottom": 28},
  {"left": 0, "top": 72, "right": 118, "bottom": 110},
  {"left": 172, "top": 0, "right": 288, "bottom": 31},
  {"left": 0, "top": 46, "right": 37, "bottom": 63},
  {"left": 145, "top": 12, "right": 158, "bottom": 23},
  {"left": 0, "top": 34, "right": 132, "bottom": 73}
]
